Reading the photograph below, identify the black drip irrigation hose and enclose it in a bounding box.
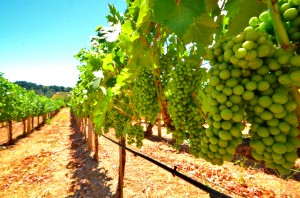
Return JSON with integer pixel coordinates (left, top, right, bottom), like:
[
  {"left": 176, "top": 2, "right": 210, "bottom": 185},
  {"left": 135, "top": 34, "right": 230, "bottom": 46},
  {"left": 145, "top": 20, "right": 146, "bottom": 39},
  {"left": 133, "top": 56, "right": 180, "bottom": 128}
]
[{"left": 101, "top": 134, "right": 231, "bottom": 198}]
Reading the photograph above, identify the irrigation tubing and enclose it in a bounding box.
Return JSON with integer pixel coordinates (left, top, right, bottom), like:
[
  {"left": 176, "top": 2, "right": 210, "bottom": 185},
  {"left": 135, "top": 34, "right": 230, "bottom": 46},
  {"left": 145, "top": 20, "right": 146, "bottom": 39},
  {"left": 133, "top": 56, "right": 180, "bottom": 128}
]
[{"left": 101, "top": 134, "right": 231, "bottom": 198}]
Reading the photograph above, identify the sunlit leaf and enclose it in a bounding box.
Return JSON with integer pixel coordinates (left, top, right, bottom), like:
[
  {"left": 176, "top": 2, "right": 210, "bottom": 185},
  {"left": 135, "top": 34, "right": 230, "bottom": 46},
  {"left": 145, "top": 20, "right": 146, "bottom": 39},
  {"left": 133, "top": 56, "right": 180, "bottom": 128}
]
[
  {"left": 183, "top": 14, "right": 217, "bottom": 46},
  {"left": 102, "top": 53, "right": 114, "bottom": 71},
  {"left": 151, "top": 0, "right": 206, "bottom": 38}
]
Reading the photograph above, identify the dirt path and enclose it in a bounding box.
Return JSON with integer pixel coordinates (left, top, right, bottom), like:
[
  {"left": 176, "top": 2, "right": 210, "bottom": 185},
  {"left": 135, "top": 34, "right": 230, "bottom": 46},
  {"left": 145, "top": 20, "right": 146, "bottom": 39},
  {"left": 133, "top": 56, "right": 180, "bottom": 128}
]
[
  {"left": 0, "top": 109, "right": 117, "bottom": 198},
  {"left": 0, "top": 108, "right": 299, "bottom": 198}
]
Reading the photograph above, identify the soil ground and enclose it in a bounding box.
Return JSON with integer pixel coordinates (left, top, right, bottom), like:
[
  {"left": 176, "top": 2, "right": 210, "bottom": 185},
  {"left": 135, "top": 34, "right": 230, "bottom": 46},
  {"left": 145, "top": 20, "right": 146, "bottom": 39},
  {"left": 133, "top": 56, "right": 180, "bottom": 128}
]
[{"left": 0, "top": 108, "right": 299, "bottom": 198}]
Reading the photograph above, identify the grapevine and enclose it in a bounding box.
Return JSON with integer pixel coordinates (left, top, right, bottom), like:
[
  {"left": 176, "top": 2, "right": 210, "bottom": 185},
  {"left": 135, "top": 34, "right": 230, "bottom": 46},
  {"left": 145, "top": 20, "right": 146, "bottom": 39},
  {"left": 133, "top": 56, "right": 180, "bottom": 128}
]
[{"left": 69, "top": 0, "right": 300, "bottom": 177}]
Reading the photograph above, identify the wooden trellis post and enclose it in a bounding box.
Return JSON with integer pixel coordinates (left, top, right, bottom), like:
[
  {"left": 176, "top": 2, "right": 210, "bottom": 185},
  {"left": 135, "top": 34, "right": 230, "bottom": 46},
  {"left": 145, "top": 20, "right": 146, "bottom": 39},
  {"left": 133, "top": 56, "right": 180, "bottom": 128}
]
[
  {"left": 22, "top": 118, "right": 26, "bottom": 135},
  {"left": 94, "top": 129, "right": 99, "bottom": 160},
  {"left": 157, "top": 113, "right": 162, "bottom": 137},
  {"left": 27, "top": 116, "right": 32, "bottom": 133},
  {"left": 87, "top": 118, "right": 93, "bottom": 150},
  {"left": 31, "top": 116, "right": 34, "bottom": 129},
  {"left": 7, "top": 121, "right": 13, "bottom": 145},
  {"left": 118, "top": 137, "right": 126, "bottom": 198}
]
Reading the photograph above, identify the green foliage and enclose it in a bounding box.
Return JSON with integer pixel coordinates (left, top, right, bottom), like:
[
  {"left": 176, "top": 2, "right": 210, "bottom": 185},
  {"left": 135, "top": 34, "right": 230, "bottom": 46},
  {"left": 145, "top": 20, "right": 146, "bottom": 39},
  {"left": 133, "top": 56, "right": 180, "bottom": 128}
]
[
  {"left": 151, "top": 0, "right": 206, "bottom": 38},
  {"left": 0, "top": 75, "right": 64, "bottom": 122},
  {"left": 69, "top": 0, "right": 300, "bottom": 176}
]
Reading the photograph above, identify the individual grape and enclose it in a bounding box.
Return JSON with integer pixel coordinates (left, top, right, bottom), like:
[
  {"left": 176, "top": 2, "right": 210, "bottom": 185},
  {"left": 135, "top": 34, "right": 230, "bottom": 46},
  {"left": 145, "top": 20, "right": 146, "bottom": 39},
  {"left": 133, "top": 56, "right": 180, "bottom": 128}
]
[
  {"left": 290, "top": 55, "right": 300, "bottom": 66},
  {"left": 290, "top": 69, "right": 300, "bottom": 84},
  {"left": 283, "top": 8, "right": 298, "bottom": 21}
]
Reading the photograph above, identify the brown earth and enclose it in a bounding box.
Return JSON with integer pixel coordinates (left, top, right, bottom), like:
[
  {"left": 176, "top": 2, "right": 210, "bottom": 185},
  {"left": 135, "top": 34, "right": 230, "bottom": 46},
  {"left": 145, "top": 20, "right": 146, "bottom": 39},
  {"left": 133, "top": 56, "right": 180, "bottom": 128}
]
[{"left": 0, "top": 108, "right": 299, "bottom": 198}]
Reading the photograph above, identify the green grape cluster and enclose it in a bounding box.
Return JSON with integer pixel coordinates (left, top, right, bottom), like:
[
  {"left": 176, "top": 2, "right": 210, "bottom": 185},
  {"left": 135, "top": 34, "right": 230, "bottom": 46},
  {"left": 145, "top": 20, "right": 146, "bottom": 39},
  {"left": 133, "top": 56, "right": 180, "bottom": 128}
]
[
  {"left": 104, "top": 96, "right": 145, "bottom": 147},
  {"left": 132, "top": 68, "right": 160, "bottom": 124},
  {"left": 203, "top": 40, "right": 248, "bottom": 164},
  {"left": 167, "top": 59, "right": 205, "bottom": 151},
  {"left": 246, "top": 85, "right": 299, "bottom": 175},
  {"left": 104, "top": 107, "right": 129, "bottom": 138},
  {"left": 246, "top": 0, "right": 300, "bottom": 87},
  {"left": 159, "top": 53, "right": 173, "bottom": 90},
  {"left": 248, "top": 10, "right": 274, "bottom": 34},
  {"left": 126, "top": 124, "right": 144, "bottom": 148},
  {"left": 206, "top": 28, "right": 300, "bottom": 174},
  {"left": 104, "top": 96, "right": 133, "bottom": 138}
]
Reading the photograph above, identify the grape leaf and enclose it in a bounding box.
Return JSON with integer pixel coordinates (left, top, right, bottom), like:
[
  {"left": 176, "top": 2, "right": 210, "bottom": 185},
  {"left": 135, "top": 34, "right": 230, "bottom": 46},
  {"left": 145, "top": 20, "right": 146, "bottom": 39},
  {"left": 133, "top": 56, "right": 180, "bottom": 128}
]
[
  {"left": 116, "top": 68, "right": 131, "bottom": 87},
  {"left": 93, "top": 87, "right": 113, "bottom": 134},
  {"left": 89, "top": 56, "right": 102, "bottom": 71},
  {"left": 225, "top": 0, "right": 241, "bottom": 18},
  {"left": 183, "top": 13, "right": 217, "bottom": 46},
  {"left": 151, "top": 0, "right": 206, "bottom": 38},
  {"left": 118, "top": 34, "right": 133, "bottom": 54},
  {"left": 205, "top": 0, "right": 219, "bottom": 14},
  {"left": 136, "top": 0, "right": 151, "bottom": 28},
  {"left": 226, "top": 0, "right": 267, "bottom": 36},
  {"left": 102, "top": 53, "right": 114, "bottom": 71},
  {"left": 106, "top": 4, "right": 123, "bottom": 25},
  {"left": 215, "top": 15, "right": 229, "bottom": 41},
  {"left": 91, "top": 77, "right": 102, "bottom": 91}
]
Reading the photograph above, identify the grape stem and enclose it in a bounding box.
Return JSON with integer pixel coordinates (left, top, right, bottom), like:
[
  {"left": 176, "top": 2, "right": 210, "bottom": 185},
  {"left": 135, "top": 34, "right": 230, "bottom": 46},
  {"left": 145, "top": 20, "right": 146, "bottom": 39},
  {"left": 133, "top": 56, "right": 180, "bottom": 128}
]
[
  {"left": 192, "top": 93, "right": 207, "bottom": 121},
  {"left": 266, "top": 0, "right": 293, "bottom": 51},
  {"left": 289, "top": 87, "right": 300, "bottom": 116},
  {"left": 113, "top": 106, "right": 131, "bottom": 118}
]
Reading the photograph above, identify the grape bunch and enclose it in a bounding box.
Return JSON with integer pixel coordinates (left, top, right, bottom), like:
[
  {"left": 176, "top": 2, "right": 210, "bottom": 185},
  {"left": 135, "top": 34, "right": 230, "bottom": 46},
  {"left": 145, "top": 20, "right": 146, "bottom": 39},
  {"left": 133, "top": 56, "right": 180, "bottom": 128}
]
[
  {"left": 159, "top": 53, "right": 173, "bottom": 90},
  {"left": 104, "top": 95, "right": 133, "bottom": 137},
  {"left": 167, "top": 58, "right": 205, "bottom": 151},
  {"left": 104, "top": 107, "right": 129, "bottom": 138},
  {"left": 132, "top": 68, "right": 160, "bottom": 124},
  {"left": 246, "top": 85, "right": 299, "bottom": 175},
  {"left": 246, "top": 0, "right": 300, "bottom": 88},
  {"left": 248, "top": 10, "right": 274, "bottom": 34},
  {"left": 243, "top": 54, "right": 300, "bottom": 174},
  {"left": 206, "top": 27, "right": 300, "bottom": 174},
  {"left": 126, "top": 123, "right": 144, "bottom": 148},
  {"left": 203, "top": 38, "right": 251, "bottom": 165}
]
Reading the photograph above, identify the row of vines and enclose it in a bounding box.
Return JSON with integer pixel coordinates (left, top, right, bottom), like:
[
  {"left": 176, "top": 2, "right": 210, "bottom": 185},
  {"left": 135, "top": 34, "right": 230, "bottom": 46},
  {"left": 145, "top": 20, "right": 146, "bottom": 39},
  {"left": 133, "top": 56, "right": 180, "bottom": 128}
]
[
  {"left": 70, "top": 0, "right": 300, "bottom": 175},
  {"left": 0, "top": 73, "right": 65, "bottom": 144}
]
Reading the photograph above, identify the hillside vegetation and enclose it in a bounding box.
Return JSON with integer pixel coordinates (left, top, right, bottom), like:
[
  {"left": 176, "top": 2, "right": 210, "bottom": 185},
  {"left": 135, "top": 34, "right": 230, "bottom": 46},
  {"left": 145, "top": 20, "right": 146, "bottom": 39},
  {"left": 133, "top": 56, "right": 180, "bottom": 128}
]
[{"left": 15, "top": 81, "right": 72, "bottom": 98}]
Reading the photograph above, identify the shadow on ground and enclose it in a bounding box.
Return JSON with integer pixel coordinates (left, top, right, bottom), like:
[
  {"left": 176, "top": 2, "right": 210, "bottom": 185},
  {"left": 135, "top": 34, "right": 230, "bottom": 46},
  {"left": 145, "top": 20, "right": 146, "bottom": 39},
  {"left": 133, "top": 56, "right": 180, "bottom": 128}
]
[{"left": 67, "top": 114, "right": 117, "bottom": 198}]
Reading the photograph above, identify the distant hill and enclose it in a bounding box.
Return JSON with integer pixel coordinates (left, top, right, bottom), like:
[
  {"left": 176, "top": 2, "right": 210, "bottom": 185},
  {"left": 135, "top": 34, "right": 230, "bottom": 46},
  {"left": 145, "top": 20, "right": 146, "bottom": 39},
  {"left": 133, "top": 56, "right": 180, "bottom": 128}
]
[
  {"left": 51, "top": 92, "right": 72, "bottom": 103},
  {"left": 15, "top": 81, "right": 72, "bottom": 98}
]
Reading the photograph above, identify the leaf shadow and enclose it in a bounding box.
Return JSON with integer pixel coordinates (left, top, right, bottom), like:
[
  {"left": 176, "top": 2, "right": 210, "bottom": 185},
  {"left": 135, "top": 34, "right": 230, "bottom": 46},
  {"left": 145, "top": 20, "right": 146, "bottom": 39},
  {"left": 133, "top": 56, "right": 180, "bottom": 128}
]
[{"left": 67, "top": 114, "right": 117, "bottom": 198}]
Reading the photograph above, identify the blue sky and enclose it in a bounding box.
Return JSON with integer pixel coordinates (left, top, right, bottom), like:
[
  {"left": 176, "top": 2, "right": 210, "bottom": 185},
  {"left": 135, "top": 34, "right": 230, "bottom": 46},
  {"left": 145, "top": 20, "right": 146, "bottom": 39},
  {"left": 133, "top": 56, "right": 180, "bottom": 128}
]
[{"left": 0, "top": 0, "right": 127, "bottom": 87}]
